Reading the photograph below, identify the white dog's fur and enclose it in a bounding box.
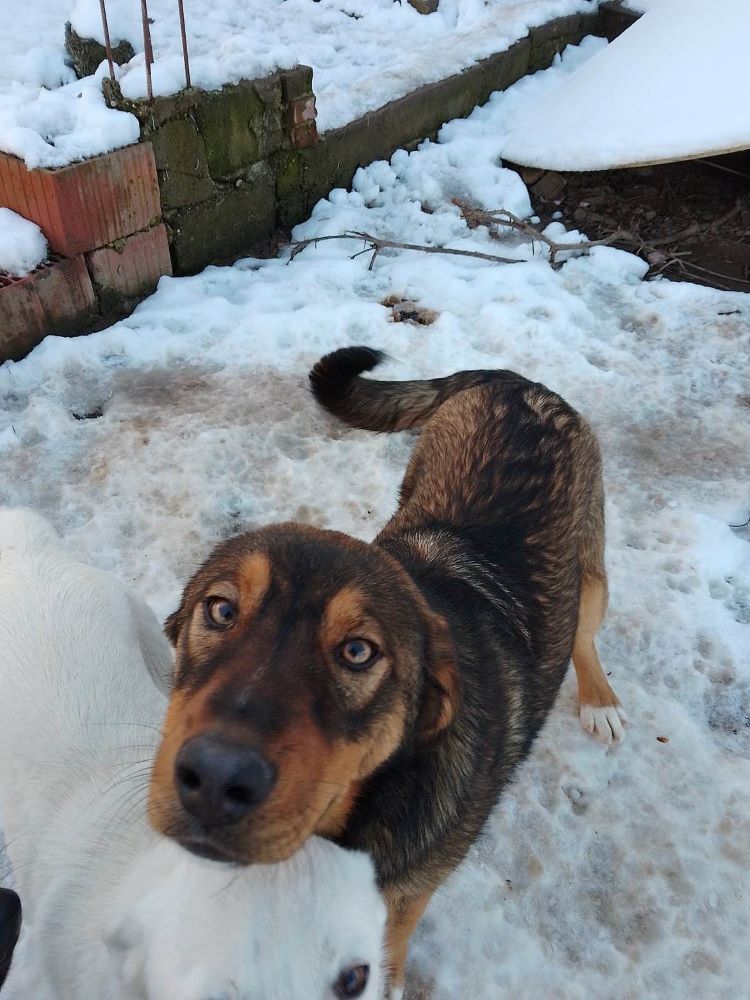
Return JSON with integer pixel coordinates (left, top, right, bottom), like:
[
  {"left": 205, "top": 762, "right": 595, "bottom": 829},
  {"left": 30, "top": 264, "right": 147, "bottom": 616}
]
[{"left": 0, "top": 509, "right": 386, "bottom": 1000}]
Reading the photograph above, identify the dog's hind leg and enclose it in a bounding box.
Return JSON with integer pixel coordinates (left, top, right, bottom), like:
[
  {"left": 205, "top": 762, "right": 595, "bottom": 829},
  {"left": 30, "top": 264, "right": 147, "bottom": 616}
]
[
  {"left": 573, "top": 470, "right": 627, "bottom": 745},
  {"left": 573, "top": 576, "right": 626, "bottom": 744},
  {"left": 385, "top": 891, "right": 432, "bottom": 1000}
]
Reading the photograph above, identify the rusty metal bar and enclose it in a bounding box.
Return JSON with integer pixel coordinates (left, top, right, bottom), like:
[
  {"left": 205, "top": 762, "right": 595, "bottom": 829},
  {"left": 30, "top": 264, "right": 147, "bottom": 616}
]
[
  {"left": 98, "top": 0, "right": 116, "bottom": 81},
  {"left": 177, "top": 0, "right": 191, "bottom": 89},
  {"left": 140, "top": 0, "right": 154, "bottom": 102}
]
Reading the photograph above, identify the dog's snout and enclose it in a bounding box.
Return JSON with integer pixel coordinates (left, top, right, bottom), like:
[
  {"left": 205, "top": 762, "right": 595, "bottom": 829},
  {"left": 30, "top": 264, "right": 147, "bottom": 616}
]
[{"left": 174, "top": 735, "right": 275, "bottom": 828}]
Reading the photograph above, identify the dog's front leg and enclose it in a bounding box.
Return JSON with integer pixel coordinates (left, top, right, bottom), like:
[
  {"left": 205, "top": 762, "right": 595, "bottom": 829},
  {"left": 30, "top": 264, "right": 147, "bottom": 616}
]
[{"left": 384, "top": 889, "right": 432, "bottom": 999}]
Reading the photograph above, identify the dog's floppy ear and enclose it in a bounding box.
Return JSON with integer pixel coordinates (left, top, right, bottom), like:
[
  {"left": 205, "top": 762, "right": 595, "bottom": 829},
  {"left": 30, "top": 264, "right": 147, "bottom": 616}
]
[
  {"left": 127, "top": 591, "right": 175, "bottom": 696},
  {"left": 0, "top": 887, "right": 22, "bottom": 989},
  {"left": 164, "top": 600, "right": 188, "bottom": 648},
  {"left": 417, "top": 611, "right": 460, "bottom": 741}
]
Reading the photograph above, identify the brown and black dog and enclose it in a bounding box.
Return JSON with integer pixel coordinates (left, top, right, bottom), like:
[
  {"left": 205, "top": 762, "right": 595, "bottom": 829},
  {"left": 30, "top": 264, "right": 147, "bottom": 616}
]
[{"left": 149, "top": 347, "right": 626, "bottom": 993}]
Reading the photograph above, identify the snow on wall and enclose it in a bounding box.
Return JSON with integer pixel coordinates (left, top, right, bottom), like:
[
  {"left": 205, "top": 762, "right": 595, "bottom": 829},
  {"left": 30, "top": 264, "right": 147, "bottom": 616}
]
[{"left": 2, "top": 0, "right": 595, "bottom": 168}]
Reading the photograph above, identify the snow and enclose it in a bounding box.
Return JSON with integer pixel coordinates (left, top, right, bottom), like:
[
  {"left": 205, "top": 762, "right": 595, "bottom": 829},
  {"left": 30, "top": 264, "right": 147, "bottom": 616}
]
[
  {"left": 2, "top": 38, "right": 750, "bottom": 1000},
  {"left": 1, "top": 0, "right": 595, "bottom": 167},
  {"left": 501, "top": 0, "right": 750, "bottom": 169},
  {"left": 624, "top": 0, "right": 664, "bottom": 11},
  {"left": 0, "top": 2, "right": 140, "bottom": 169},
  {"left": 0, "top": 209, "right": 47, "bottom": 276}
]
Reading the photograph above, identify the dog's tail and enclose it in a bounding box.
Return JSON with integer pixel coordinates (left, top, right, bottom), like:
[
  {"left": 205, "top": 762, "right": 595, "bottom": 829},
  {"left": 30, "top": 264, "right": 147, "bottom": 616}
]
[
  {"left": 0, "top": 888, "right": 22, "bottom": 990},
  {"left": 309, "top": 346, "right": 517, "bottom": 433}
]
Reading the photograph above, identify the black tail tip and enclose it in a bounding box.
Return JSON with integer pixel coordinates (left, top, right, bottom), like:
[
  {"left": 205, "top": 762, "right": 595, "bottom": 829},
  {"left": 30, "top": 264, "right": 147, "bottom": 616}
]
[
  {"left": 0, "top": 888, "right": 21, "bottom": 988},
  {"left": 309, "top": 346, "right": 387, "bottom": 402}
]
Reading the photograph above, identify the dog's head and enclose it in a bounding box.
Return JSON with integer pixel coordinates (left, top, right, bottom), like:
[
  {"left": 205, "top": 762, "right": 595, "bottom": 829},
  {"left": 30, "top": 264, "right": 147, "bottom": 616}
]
[
  {"left": 149, "top": 524, "right": 457, "bottom": 864},
  {"left": 106, "top": 836, "right": 386, "bottom": 1000},
  {"left": 0, "top": 887, "right": 21, "bottom": 990}
]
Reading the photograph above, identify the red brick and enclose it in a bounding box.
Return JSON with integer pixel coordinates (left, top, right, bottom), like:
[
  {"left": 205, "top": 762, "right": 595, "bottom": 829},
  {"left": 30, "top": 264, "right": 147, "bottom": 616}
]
[
  {"left": 86, "top": 224, "right": 172, "bottom": 306},
  {"left": 0, "top": 256, "right": 98, "bottom": 363},
  {"left": 0, "top": 143, "right": 161, "bottom": 257},
  {"left": 291, "top": 96, "right": 316, "bottom": 125},
  {"left": 291, "top": 122, "right": 319, "bottom": 150}
]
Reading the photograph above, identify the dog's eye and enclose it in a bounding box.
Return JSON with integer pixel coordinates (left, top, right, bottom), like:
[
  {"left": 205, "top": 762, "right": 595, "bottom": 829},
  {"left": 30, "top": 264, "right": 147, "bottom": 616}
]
[
  {"left": 333, "top": 963, "right": 369, "bottom": 998},
  {"left": 337, "top": 639, "right": 379, "bottom": 670},
  {"left": 204, "top": 596, "right": 238, "bottom": 627}
]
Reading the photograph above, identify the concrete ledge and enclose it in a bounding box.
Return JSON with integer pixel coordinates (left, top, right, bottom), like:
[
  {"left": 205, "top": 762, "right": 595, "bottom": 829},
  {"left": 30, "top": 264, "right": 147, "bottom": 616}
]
[{"left": 597, "top": 1, "right": 640, "bottom": 41}]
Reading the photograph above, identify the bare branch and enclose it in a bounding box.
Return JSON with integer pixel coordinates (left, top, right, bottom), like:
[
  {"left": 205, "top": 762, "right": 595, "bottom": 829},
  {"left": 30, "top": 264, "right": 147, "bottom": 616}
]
[
  {"left": 288, "top": 230, "right": 523, "bottom": 268},
  {"left": 452, "top": 200, "right": 628, "bottom": 265}
]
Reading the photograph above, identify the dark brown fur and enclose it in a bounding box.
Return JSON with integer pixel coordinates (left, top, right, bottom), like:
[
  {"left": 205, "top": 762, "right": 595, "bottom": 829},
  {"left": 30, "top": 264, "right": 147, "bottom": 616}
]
[{"left": 150, "top": 346, "right": 621, "bottom": 988}]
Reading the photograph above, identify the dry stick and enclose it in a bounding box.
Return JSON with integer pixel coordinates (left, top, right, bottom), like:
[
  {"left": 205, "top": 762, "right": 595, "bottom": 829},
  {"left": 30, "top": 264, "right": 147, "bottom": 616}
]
[
  {"left": 140, "top": 0, "right": 154, "bottom": 102},
  {"left": 289, "top": 231, "right": 522, "bottom": 270},
  {"left": 669, "top": 257, "right": 750, "bottom": 286},
  {"left": 698, "top": 158, "right": 750, "bottom": 182},
  {"left": 462, "top": 201, "right": 750, "bottom": 286},
  {"left": 177, "top": 0, "right": 191, "bottom": 89},
  {"left": 98, "top": 0, "right": 116, "bottom": 81},
  {"left": 453, "top": 200, "right": 627, "bottom": 265},
  {"left": 711, "top": 199, "right": 744, "bottom": 232},
  {"left": 642, "top": 222, "right": 702, "bottom": 248}
]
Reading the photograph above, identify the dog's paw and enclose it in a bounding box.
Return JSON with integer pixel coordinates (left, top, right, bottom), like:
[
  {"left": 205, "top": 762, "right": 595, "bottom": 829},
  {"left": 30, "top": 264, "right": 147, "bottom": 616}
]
[{"left": 579, "top": 703, "right": 628, "bottom": 744}]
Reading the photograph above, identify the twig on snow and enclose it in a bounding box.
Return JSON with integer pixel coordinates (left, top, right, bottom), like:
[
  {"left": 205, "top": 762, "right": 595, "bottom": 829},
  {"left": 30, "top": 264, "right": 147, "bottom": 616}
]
[
  {"left": 288, "top": 230, "right": 522, "bottom": 270},
  {"left": 453, "top": 200, "right": 628, "bottom": 265}
]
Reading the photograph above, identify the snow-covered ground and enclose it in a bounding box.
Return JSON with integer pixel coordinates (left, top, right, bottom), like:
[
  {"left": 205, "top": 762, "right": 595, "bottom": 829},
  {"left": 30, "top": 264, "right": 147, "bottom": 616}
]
[
  {"left": 2, "top": 39, "right": 750, "bottom": 1000},
  {"left": 501, "top": 0, "right": 750, "bottom": 169},
  {"left": 1, "top": 0, "right": 595, "bottom": 167}
]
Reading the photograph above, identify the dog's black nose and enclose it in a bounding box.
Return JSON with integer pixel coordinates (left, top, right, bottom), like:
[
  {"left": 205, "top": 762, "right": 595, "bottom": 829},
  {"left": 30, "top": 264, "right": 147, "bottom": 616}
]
[
  {"left": 0, "top": 887, "right": 22, "bottom": 989},
  {"left": 174, "top": 735, "right": 275, "bottom": 828}
]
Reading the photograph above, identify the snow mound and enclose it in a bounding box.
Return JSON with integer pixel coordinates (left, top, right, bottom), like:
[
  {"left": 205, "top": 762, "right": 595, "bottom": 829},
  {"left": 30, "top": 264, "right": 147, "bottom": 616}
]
[
  {"left": 0, "top": 208, "right": 47, "bottom": 276},
  {"left": 502, "top": 0, "right": 750, "bottom": 169}
]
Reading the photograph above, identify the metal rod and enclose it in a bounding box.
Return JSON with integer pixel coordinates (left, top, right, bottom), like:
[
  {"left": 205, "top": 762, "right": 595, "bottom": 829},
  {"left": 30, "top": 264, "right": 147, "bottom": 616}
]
[
  {"left": 177, "top": 0, "right": 191, "bottom": 89},
  {"left": 140, "top": 0, "right": 154, "bottom": 102},
  {"left": 98, "top": 0, "right": 116, "bottom": 81}
]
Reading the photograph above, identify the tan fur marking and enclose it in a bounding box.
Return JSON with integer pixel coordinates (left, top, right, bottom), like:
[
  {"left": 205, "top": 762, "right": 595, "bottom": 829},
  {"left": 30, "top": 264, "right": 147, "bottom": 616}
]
[
  {"left": 418, "top": 610, "right": 459, "bottom": 740},
  {"left": 385, "top": 890, "right": 434, "bottom": 990},
  {"left": 148, "top": 687, "right": 197, "bottom": 833},
  {"left": 321, "top": 585, "right": 392, "bottom": 709},
  {"left": 237, "top": 551, "right": 272, "bottom": 617},
  {"left": 572, "top": 576, "right": 619, "bottom": 709},
  {"left": 321, "top": 585, "right": 380, "bottom": 645}
]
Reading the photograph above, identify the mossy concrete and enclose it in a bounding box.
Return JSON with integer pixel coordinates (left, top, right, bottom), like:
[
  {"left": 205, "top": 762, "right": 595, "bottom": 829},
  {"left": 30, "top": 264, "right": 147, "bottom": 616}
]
[
  {"left": 167, "top": 162, "right": 276, "bottom": 274},
  {"left": 193, "top": 83, "right": 283, "bottom": 180},
  {"left": 149, "top": 120, "right": 215, "bottom": 209},
  {"left": 276, "top": 38, "right": 532, "bottom": 230}
]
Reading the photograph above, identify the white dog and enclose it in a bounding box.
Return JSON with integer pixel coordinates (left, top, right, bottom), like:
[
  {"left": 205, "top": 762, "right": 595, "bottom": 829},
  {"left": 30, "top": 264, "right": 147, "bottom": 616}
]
[{"left": 0, "top": 509, "right": 386, "bottom": 1000}]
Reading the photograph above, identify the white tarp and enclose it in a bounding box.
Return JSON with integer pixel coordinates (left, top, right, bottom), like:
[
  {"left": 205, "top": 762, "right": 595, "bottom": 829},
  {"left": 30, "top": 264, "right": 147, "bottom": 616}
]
[{"left": 501, "top": 0, "right": 750, "bottom": 170}]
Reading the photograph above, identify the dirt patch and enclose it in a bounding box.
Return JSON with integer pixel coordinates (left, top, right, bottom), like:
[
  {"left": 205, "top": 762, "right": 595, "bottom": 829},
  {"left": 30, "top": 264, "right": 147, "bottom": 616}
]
[
  {"left": 382, "top": 295, "right": 439, "bottom": 325},
  {"left": 513, "top": 151, "right": 750, "bottom": 293}
]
